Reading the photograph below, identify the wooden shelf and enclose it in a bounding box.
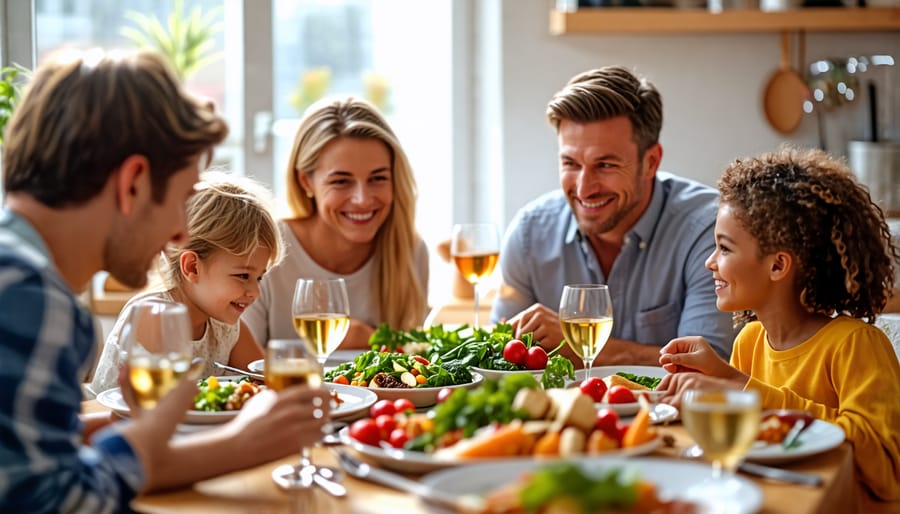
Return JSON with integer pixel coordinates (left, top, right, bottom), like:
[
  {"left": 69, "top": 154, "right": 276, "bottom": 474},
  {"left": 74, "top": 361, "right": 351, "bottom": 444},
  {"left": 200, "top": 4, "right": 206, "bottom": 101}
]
[{"left": 549, "top": 6, "right": 900, "bottom": 34}]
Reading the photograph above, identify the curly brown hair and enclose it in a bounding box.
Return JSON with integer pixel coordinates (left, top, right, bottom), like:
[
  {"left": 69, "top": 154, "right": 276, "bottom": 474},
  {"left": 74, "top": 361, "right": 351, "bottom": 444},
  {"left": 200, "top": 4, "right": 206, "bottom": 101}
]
[{"left": 719, "top": 147, "right": 898, "bottom": 324}]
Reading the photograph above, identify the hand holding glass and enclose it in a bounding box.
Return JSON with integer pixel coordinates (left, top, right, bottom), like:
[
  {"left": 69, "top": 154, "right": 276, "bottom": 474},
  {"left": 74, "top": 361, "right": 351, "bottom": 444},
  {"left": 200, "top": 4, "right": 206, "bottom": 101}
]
[
  {"left": 450, "top": 223, "right": 500, "bottom": 328},
  {"left": 121, "top": 299, "right": 193, "bottom": 409},
  {"left": 558, "top": 284, "right": 613, "bottom": 381},
  {"left": 292, "top": 278, "right": 350, "bottom": 364}
]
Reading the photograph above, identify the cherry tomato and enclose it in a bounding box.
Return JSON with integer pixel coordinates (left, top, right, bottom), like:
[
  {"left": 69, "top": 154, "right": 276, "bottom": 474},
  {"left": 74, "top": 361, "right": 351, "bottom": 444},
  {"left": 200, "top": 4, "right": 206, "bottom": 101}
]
[
  {"left": 578, "top": 377, "right": 608, "bottom": 403},
  {"left": 436, "top": 387, "right": 454, "bottom": 404},
  {"left": 523, "top": 346, "right": 549, "bottom": 370},
  {"left": 595, "top": 408, "right": 621, "bottom": 438},
  {"left": 348, "top": 418, "right": 382, "bottom": 446},
  {"left": 374, "top": 414, "right": 397, "bottom": 439},
  {"left": 606, "top": 385, "right": 637, "bottom": 404},
  {"left": 413, "top": 355, "right": 430, "bottom": 365},
  {"left": 369, "top": 399, "right": 396, "bottom": 418},
  {"left": 388, "top": 428, "right": 410, "bottom": 448},
  {"left": 393, "top": 398, "right": 416, "bottom": 414},
  {"left": 615, "top": 422, "right": 629, "bottom": 444},
  {"left": 502, "top": 339, "right": 528, "bottom": 366},
  {"left": 378, "top": 345, "right": 390, "bottom": 353}
]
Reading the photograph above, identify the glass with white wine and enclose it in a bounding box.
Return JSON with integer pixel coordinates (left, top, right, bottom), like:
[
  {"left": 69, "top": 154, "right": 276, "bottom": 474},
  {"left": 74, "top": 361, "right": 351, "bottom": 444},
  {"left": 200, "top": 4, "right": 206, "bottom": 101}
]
[
  {"left": 292, "top": 278, "right": 350, "bottom": 365},
  {"left": 121, "top": 299, "right": 193, "bottom": 409},
  {"left": 681, "top": 388, "right": 761, "bottom": 509},
  {"left": 558, "top": 284, "right": 614, "bottom": 381},
  {"left": 450, "top": 223, "right": 501, "bottom": 328}
]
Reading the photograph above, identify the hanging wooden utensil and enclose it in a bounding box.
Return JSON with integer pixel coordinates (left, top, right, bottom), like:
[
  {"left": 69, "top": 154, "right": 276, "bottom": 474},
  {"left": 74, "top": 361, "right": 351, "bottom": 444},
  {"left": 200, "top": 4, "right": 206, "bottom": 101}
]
[{"left": 763, "top": 31, "right": 807, "bottom": 134}]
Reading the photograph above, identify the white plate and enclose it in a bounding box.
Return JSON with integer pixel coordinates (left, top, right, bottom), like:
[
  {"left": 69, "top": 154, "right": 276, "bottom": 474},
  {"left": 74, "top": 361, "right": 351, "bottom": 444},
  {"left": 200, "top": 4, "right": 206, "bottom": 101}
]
[
  {"left": 745, "top": 419, "right": 845, "bottom": 464},
  {"left": 96, "top": 378, "right": 370, "bottom": 424},
  {"left": 329, "top": 383, "right": 378, "bottom": 421},
  {"left": 419, "top": 457, "right": 762, "bottom": 514},
  {"left": 364, "top": 372, "right": 485, "bottom": 408},
  {"left": 339, "top": 426, "right": 663, "bottom": 474},
  {"left": 470, "top": 366, "right": 543, "bottom": 381}
]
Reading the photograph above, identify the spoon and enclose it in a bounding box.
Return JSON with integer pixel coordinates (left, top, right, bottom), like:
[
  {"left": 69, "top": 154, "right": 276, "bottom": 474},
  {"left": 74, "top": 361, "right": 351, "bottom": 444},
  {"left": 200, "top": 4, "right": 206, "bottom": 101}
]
[{"left": 212, "top": 361, "right": 264, "bottom": 380}]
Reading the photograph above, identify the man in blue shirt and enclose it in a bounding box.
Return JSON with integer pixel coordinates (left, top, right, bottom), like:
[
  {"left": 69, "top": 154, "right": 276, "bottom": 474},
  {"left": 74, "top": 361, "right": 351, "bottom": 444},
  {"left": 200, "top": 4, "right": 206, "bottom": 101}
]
[
  {"left": 0, "top": 49, "right": 331, "bottom": 513},
  {"left": 491, "top": 66, "right": 735, "bottom": 366}
]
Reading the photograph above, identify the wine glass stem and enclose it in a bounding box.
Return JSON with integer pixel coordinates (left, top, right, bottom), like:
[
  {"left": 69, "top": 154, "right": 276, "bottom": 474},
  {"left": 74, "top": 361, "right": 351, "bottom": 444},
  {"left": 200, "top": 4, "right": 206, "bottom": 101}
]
[
  {"left": 300, "top": 445, "right": 313, "bottom": 469},
  {"left": 583, "top": 358, "right": 591, "bottom": 382},
  {"left": 473, "top": 282, "right": 480, "bottom": 329}
]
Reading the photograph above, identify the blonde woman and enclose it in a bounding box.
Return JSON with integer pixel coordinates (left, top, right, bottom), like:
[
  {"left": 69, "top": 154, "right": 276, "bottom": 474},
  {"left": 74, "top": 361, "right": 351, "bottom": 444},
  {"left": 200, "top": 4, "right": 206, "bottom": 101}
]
[
  {"left": 242, "top": 96, "right": 428, "bottom": 348},
  {"left": 90, "top": 171, "right": 282, "bottom": 393}
]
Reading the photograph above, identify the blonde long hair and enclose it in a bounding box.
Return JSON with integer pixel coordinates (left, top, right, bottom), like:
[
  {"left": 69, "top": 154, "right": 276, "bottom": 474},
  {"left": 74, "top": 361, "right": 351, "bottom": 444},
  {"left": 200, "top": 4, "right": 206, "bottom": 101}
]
[
  {"left": 284, "top": 97, "right": 426, "bottom": 329},
  {"left": 162, "top": 171, "right": 283, "bottom": 288}
]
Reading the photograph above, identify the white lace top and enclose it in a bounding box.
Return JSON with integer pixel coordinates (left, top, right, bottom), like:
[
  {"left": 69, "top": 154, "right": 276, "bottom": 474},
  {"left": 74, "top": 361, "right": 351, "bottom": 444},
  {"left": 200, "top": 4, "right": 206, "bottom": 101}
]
[{"left": 89, "top": 289, "right": 240, "bottom": 394}]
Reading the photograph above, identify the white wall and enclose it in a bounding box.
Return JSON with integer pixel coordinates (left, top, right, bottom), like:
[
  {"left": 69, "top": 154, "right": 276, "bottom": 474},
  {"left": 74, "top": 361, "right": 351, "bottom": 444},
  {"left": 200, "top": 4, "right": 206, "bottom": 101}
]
[{"left": 489, "top": 0, "right": 900, "bottom": 224}]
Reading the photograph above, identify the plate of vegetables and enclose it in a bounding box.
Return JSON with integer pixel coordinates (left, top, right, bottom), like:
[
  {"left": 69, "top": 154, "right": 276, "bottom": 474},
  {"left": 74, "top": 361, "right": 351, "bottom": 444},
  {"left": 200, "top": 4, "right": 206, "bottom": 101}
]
[
  {"left": 576, "top": 366, "right": 668, "bottom": 417},
  {"left": 324, "top": 349, "right": 485, "bottom": 408},
  {"left": 97, "top": 375, "right": 264, "bottom": 424},
  {"left": 341, "top": 374, "right": 662, "bottom": 473}
]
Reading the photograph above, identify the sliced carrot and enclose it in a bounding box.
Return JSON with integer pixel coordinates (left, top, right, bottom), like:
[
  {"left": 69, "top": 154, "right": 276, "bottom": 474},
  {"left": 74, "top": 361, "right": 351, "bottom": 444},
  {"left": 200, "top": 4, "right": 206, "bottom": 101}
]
[
  {"left": 532, "top": 431, "right": 561, "bottom": 456},
  {"left": 453, "top": 423, "right": 533, "bottom": 458},
  {"left": 621, "top": 408, "right": 656, "bottom": 448}
]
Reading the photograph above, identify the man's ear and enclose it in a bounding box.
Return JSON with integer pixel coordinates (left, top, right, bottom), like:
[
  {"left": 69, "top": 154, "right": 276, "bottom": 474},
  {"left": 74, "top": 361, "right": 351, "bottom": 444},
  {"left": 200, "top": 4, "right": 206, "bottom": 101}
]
[
  {"left": 115, "top": 155, "right": 151, "bottom": 216},
  {"left": 180, "top": 251, "right": 201, "bottom": 283},
  {"left": 769, "top": 251, "right": 793, "bottom": 281},
  {"left": 643, "top": 143, "right": 663, "bottom": 178}
]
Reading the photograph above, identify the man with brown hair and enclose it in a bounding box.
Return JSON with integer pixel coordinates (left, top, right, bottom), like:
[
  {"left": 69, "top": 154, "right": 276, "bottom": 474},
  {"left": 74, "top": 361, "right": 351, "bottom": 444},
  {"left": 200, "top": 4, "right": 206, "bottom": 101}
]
[
  {"left": 0, "top": 49, "right": 330, "bottom": 513},
  {"left": 492, "top": 66, "right": 735, "bottom": 366}
]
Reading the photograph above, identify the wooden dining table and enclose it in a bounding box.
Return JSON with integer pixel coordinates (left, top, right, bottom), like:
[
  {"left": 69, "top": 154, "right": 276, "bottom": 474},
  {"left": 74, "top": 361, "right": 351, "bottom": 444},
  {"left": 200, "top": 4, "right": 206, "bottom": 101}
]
[{"left": 82, "top": 399, "right": 856, "bottom": 514}]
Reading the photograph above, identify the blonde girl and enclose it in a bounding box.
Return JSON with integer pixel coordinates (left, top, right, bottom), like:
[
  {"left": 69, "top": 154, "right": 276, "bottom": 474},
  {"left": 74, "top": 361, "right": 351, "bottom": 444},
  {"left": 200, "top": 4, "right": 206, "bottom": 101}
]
[
  {"left": 90, "top": 171, "right": 283, "bottom": 393},
  {"left": 242, "top": 96, "right": 428, "bottom": 347},
  {"left": 657, "top": 147, "right": 900, "bottom": 507}
]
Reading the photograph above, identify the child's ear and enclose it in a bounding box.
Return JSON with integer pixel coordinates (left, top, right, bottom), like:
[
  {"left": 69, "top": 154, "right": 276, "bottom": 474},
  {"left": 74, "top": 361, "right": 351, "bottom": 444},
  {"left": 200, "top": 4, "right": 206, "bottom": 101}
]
[
  {"left": 180, "top": 251, "right": 201, "bottom": 283},
  {"left": 769, "top": 251, "right": 793, "bottom": 281}
]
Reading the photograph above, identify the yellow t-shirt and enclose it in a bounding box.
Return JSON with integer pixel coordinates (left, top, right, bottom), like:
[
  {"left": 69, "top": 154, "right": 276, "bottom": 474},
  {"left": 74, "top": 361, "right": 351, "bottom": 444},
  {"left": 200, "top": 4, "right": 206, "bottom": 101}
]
[{"left": 731, "top": 317, "right": 900, "bottom": 503}]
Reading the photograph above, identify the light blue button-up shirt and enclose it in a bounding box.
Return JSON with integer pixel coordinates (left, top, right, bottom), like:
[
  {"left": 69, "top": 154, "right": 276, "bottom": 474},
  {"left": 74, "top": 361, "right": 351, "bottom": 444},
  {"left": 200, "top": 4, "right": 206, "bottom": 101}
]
[{"left": 491, "top": 172, "right": 736, "bottom": 359}]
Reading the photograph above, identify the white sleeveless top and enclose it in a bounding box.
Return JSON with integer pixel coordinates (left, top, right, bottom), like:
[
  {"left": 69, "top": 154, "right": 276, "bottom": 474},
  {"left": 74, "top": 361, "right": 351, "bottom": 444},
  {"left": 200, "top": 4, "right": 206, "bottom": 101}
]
[{"left": 89, "top": 289, "right": 240, "bottom": 394}]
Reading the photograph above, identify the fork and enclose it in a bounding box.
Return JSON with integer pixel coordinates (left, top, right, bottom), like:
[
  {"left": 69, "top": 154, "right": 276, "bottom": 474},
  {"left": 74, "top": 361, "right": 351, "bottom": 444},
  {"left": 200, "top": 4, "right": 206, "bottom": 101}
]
[{"left": 332, "top": 448, "right": 484, "bottom": 513}]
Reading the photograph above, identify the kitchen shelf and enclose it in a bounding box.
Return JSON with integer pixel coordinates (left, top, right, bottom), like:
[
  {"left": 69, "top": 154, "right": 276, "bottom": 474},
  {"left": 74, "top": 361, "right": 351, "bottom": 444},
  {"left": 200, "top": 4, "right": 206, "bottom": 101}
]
[{"left": 549, "top": 6, "right": 900, "bottom": 34}]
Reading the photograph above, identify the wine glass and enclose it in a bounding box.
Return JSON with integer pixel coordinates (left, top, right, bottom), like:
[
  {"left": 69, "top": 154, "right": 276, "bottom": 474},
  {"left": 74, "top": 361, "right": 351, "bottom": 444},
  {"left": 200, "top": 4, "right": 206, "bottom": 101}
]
[
  {"left": 292, "top": 278, "right": 351, "bottom": 365},
  {"left": 120, "top": 299, "right": 193, "bottom": 409},
  {"left": 265, "top": 339, "right": 328, "bottom": 488},
  {"left": 680, "top": 388, "right": 761, "bottom": 511},
  {"left": 450, "top": 223, "right": 501, "bottom": 328},
  {"left": 558, "top": 284, "right": 613, "bottom": 382}
]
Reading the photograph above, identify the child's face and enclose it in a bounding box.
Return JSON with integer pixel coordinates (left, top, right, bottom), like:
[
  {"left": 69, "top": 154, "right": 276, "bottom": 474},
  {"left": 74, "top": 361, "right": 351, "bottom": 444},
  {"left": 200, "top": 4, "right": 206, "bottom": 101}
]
[
  {"left": 301, "top": 136, "right": 394, "bottom": 246},
  {"left": 192, "top": 247, "right": 271, "bottom": 325},
  {"left": 705, "top": 204, "right": 773, "bottom": 313}
]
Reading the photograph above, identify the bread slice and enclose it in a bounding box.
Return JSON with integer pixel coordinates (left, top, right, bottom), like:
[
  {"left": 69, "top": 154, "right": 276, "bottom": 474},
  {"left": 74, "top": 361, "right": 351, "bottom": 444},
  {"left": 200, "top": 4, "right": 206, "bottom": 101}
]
[{"left": 602, "top": 374, "right": 649, "bottom": 391}]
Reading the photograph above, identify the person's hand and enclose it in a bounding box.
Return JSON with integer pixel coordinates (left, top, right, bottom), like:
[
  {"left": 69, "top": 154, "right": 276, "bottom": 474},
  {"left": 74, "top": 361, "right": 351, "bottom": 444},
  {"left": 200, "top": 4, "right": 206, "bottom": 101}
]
[
  {"left": 658, "top": 336, "right": 735, "bottom": 378},
  {"left": 656, "top": 372, "right": 747, "bottom": 409},
  {"left": 224, "top": 386, "right": 333, "bottom": 462},
  {"left": 508, "top": 303, "right": 564, "bottom": 349}
]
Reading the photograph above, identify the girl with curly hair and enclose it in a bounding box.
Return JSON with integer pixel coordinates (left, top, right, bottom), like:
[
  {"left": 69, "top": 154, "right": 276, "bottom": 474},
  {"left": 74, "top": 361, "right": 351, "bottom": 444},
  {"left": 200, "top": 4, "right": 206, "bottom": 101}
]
[{"left": 657, "top": 147, "right": 900, "bottom": 506}]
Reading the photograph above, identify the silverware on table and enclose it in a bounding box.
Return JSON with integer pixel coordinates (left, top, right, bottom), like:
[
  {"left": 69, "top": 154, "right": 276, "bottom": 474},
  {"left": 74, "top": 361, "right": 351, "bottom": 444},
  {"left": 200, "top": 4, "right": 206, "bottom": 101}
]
[
  {"left": 333, "top": 448, "right": 484, "bottom": 513},
  {"left": 681, "top": 444, "right": 823, "bottom": 486},
  {"left": 211, "top": 360, "right": 265, "bottom": 380}
]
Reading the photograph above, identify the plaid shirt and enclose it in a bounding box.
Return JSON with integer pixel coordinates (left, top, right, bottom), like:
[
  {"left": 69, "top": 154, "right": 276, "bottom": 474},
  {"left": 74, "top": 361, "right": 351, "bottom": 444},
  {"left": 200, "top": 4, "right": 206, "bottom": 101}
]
[{"left": 0, "top": 210, "right": 143, "bottom": 513}]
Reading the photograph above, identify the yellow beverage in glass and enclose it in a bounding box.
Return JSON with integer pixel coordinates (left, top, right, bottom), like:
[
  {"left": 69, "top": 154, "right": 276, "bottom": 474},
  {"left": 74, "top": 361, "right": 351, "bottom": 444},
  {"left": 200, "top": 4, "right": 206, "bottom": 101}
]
[
  {"left": 265, "top": 357, "right": 323, "bottom": 391},
  {"left": 561, "top": 317, "right": 614, "bottom": 362},
  {"left": 682, "top": 391, "right": 761, "bottom": 472},
  {"left": 292, "top": 314, "right": 350, "bottom": 359},
  {"left": 128, "top": 353, "right": 192, "bottom": 409},
  {"left": 453, "top": 252, "right": 499, "bottom": 284}
]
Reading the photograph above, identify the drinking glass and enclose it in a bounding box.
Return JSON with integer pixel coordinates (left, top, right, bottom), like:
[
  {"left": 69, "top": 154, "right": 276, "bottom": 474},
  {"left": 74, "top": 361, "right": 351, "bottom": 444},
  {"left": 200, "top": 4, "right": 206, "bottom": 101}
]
[
  {"left": 120, "top": 299, "right": 193, "bottom": 409},
  {"left": 450, "top": 223, "right": 501, "bottom": 328},
  {"left": 681, "top": 388, "right": 761, "bottom": 510},
  {"left": 265, "top": 339, "right": 326, "bottom": 483},
  {"left": 292, "top": 278, "right": 350, "bottom": 365},
  {"left": 558, "top": 284, "right": 613, "bottom": 381}
]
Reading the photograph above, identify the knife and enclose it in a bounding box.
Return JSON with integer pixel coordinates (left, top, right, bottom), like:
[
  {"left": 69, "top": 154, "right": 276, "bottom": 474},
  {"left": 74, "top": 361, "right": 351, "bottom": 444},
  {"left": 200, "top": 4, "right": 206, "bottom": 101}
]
[{"left": 738, "top": 461, "right": 823, "bottom": 486}]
